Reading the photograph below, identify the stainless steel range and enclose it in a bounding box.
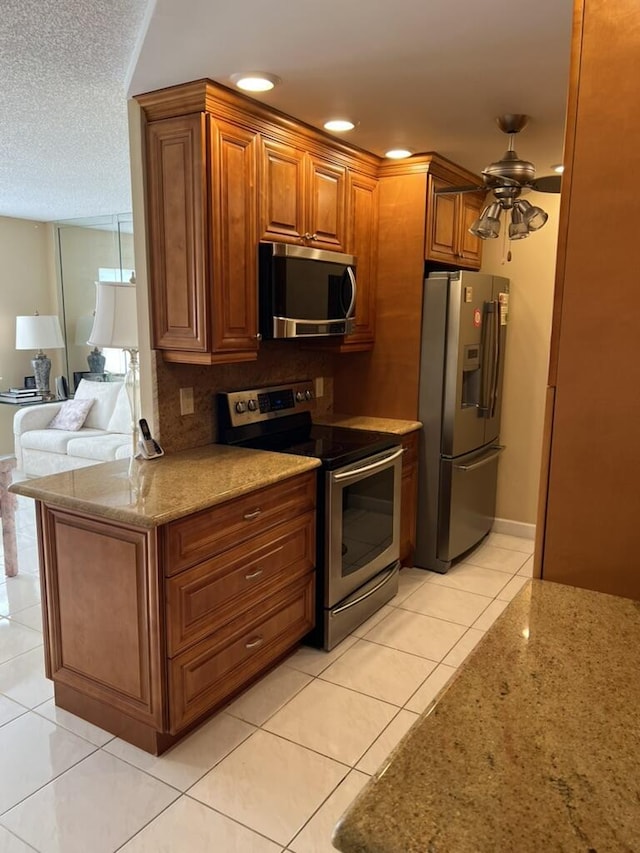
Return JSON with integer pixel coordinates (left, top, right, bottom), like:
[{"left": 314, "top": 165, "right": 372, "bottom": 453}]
[{"left": 218, "top": 381, "right": 402, "bottom": 650}]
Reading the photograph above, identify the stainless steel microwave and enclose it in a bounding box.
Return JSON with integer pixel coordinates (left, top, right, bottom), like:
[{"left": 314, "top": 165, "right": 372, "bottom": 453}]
[{"left": 258, "top": 242, "right": 357, "bottom": 339}]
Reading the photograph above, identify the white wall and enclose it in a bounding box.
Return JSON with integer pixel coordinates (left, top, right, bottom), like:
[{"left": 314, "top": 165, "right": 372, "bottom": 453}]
[
  {"left": 0, "top": 216, "right": 61, "bottom": 453},
  {"left": 480, "top": 192, "right": 560, "bottom": 524}
]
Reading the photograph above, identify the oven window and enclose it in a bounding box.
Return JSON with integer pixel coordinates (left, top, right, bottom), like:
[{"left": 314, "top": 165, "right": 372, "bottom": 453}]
[{"left": 340, "top": 467, "right": 394, "bottom": 577}]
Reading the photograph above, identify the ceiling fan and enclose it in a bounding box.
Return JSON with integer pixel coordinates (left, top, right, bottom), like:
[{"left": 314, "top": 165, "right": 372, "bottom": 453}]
[
  {"left": 437, "top": 114, "right": 562, "bottom": 201},
  {"left": 438, "top": 115, "right": 562, "bottom": 242}
]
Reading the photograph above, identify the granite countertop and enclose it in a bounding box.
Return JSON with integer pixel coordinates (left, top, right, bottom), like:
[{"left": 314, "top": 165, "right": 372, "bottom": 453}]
[
  {"left": 333, "top": 579, "right": 640, "bottom": 853},
  {"left": 315, "top": 413, "right": 421, "bottom": 435},
  {"left": 10, "top": 445, "right": 320, "bottom": 528}
]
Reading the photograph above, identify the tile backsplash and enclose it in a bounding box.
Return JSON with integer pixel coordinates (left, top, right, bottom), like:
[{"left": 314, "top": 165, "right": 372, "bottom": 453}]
[{"left": 154, "top": 342, "right": 335, "bottom": 453}]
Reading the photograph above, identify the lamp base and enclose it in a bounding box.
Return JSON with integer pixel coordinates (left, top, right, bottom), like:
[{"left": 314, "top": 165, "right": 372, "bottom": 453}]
[
  {"left": 87, "top": 347, "right": 106, "bottom": 374},
  {"left": 32, "top": 352, "right": 53, "bottom": 399}
]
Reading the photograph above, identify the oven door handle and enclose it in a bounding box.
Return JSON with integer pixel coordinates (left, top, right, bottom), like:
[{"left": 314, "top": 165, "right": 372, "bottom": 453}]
[
  {"left": 332, "top": 447, "right": 404, "bottom": 482},
  {"left": 331, "top": 562, "right": 399, "bottom": 616}
]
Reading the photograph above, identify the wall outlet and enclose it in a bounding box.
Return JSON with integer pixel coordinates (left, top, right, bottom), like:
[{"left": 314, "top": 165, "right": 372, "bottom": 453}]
[
  {"left": 315, "top": 376, "right": 324, "bottom": 398},
  {"left": 179, "top": 387, "right": 194, "bottom": 415}
]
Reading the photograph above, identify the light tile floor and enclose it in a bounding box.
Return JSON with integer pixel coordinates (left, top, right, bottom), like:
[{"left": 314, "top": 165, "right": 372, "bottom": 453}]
[{"left": 0, "top": 495, "right": 534, "bottom": 852}]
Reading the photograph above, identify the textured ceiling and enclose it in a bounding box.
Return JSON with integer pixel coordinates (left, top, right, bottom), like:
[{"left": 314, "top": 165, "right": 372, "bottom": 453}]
[
  {"left": 1, "top": 0, "right": 574, "bottom": 224},
  {"left": 0, "top": 0, "right": 149, "bottom": 222}
]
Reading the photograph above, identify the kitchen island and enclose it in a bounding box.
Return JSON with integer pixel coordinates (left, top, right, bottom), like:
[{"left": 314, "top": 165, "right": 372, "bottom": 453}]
[
  {"left": 10, "top": 446, "right": 321, "bottom": 754},
  {"left": 333, "top": 579, "right": 640, "bottom": 852}
]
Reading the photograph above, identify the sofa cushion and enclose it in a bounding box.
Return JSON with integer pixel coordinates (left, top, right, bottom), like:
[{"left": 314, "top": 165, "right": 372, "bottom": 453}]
[
  {"left": 106, "top": 384, "right": 132, "bottom": 434},
  {"left": 20, "top": 427, "right": 106, "bottom": 455},
  {"left": 48, "top": 399, "right": 95, "bottom": 431},
  {"left": 74, "top": 379, "right": 123, "bottom": 430},
  {"left": 67, "top": 434, "right": 132, "bottom": 461}
]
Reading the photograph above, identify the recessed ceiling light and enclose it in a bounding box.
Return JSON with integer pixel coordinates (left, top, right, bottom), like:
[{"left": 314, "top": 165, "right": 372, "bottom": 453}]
[
  {"left": 323, "top": 119, "right": 355, "bottom": 132},
  {"left": 385, "top": 148, "right": 413, "bottom": 160},
  {"left": 552, "top": 163, "right": 565, "bottom": 173},
  {"left": 229, "top": 72, "right": 280, "bottom": 93}
]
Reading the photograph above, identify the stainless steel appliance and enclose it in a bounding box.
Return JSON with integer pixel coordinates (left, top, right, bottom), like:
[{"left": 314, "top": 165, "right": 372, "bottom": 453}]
[
  {"left": 218, "top": 381, "right": 401, "bottom": 649},
  {"left": 258, "top": 242, "right": 357, "bottom": 339},
  {"left": 415, "top": 270, "right": 510, "bottom": 573}
]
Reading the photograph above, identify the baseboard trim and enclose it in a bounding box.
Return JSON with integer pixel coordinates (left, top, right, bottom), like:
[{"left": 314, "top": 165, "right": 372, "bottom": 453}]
[{"left": 492, "top": 518, "right": 536, "bottom": 540}]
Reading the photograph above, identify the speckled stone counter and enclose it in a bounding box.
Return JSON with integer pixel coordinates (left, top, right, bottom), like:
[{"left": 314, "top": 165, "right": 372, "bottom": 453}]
[
  {"left": 10, "top": 444, "right": 321, "bottom": 527},
  {"left": 316, "top": 413, "right": 421, "bottom": 435},
  {"left": 333, "top": 579, "right": 640, "bottom": 853}
]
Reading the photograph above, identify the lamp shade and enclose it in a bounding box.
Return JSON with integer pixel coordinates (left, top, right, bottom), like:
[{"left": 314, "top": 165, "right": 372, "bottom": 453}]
[
  {"left": 16, "top": 315, "right": 65, "bottom": 350},
  {"left": 88, "top": 282, "right": 138, "bottom": 349}
]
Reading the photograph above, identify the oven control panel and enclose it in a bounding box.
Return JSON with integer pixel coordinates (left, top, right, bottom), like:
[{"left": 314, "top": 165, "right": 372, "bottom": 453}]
[{"left": 220, "top": 381, "right": 315, "bottom": 427}]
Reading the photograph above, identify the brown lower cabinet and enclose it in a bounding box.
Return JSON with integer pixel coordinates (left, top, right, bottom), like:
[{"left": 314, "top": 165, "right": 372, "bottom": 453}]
[{"left": 37, "top": 472, "right": 316, "bottom": 754}]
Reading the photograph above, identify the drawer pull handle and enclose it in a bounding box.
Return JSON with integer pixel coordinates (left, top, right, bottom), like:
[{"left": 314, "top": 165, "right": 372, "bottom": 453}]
[
  {"left": 243, "top": 508, "right": 262, "bottom": 521},
  {"left": 245, "top": 636, "right": 264, "bottom": 650},
  {"left": 245, "top": 569, "right": 264, "bottom": 580}
]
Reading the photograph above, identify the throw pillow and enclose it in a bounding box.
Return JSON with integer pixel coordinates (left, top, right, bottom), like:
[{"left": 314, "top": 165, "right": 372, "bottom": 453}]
[
  {"left": 106, "top": 384, "right": 133, "bottom": 434},
  {"left": 74, "top": 379, "right": 123, "bottom": 430},
  {"left": 48, "top": 399, "right": 95, "bottom": 431}
]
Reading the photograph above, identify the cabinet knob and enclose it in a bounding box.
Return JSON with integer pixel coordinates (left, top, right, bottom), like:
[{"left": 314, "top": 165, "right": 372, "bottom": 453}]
[{"left": 255, "top": 332, "right": 262, "bottom": 341}]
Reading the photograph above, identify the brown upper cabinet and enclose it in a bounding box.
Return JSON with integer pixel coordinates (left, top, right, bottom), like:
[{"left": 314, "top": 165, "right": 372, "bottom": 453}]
[
  {"left": 259, "top": 139, "right": 347, "bottom": 251},
  {"left": 137, "top": 80, "right": 379, "bottom": 364},
  {"left": 136, "top": 81, "right": 481, "bottom": 365},
  {"left": 425, "top": 173, "right": 484, "bottom": 269},
  {"left": 145, "top": 112, "right": 259, "bottom": 364}
]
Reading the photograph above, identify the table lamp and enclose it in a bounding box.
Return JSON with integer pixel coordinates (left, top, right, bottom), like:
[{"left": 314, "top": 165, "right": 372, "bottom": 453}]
[
  {"left": 75, "top": 313, "right": 105, "bottom": 373},
  {"left": 88, "top": 281, "right": 139, "bottom": 457},
  {"left": 15, "top": 313, "right": 65, "bottom": 399}
]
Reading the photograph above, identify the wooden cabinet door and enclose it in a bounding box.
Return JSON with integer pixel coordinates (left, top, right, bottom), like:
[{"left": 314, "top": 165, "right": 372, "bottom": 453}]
[
  {"left": 343, "top": 171, "right": 378, "bottom": 348},
  {"left": 41, "top": 507, "right": 164, "bottom": 728},
  {"left": 259, "top": 138, "right": 306, "bottom": 243},
  {"left": 209, "top": 118, "right": 259, "bottom": 357},
  {"left": 458, "top": 193, "right": 484, "bottom": 269},
  {"left": 306, "top": 155, "right": 346, "bottom": 250},
  {"left": 146, "top": 114, "right": 208, "bottom": 353},
  {"left": 399, "top": 432, "right": 419, "bottom": 565},
  {"left": 426, "top": 176, "right": 459, "bottom": 265}
]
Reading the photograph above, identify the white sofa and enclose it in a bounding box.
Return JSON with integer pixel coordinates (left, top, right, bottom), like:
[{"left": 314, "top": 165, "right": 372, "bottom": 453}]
[{"left": 14, "top": 379, "right": 133, "bottom": 477}]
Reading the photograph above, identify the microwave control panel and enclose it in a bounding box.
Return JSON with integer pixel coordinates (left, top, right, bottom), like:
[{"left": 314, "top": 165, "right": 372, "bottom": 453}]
[{"left": 220, "top": 381, "right": 315, "bottom": 428}]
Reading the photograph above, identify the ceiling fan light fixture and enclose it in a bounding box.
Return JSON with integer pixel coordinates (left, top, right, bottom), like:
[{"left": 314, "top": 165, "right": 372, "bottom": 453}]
[
  {"left": 229, "top": 72, "right": 281, "bottom": 92},
  {"left": 515, "top": 199, "right": 548, "bottom": 231},
  {"left": 470, "top": 203, "right": 502, "bottom": 239},
  {"left": 509, "top": 208, "right": 529, "bottom": 240}
]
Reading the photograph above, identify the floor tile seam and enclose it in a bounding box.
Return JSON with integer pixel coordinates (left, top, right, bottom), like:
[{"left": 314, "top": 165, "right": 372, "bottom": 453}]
[
  {"left": 246, "top": 725, "right": 356, "bottom": 772},
  {"left": 401, "top": 663, "right": 458, "bottom": 713},
  {"left": 350, "top": 634, "right": 445, "bottom": 665},
  {"left": 222, "top": 672, "right": 313, "bottom": 729},
  {"left": 0, "top": 618, "right": 43, "bottom": 642},
  {"left": 313, "top": 671, "right": 407, "bottom": 709},
  {"left": 0, "top": 739, "right": 101, "bottom": 819},
  {"left": 182, "top": 791, "right": 308, "bottom": 850},
  {"left": 282, "top": 641, "right": 358, "bottom": 678},
  {"left": 0, "top": 705, "right": 30, "bottom": 729},
  {"left": 426, "top": 571, "right": 513, "bottom": 597},
  {"left": 350, "top": 704, "right": 411, "bottom": 771},
  {"left": 108, "top": 789, "right": 184, "bottom": 853},
  {"left": 455, "top": 558, "right": 522, "bottom": 575},
  {"left": 470, "top": 594, "right": 505, "bottom": 630},
  {"left": 394, "top": 599, "right": 493, "bottom": 627},
  {"left": 372, "top": 605, "right": 486, "bottom": 637},
  {"left": 30, "top": 702, "right": 116, "bottom": 747},
  {"left": 103, "top": 718, "right": 259, "bottom": 795},
  {"left": 0, "top": 598, "right": 43, "bottom": 620},
  {"left": 0, "top": 821, "right": 40, "bottom": 852}
]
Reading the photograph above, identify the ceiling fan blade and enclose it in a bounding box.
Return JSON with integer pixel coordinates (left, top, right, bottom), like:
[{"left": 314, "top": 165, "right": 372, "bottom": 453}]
[
  {"left": 434, "top": 184, "right": 485, "bottom": 195},
  {"left": 531, "top": 174, "right": 562, "bottom": 193}
]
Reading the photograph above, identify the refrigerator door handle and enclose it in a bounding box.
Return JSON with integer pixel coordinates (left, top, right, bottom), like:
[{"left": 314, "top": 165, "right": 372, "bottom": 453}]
[
  {"left": 453, "top": 444, "right": 505, "bottom": 471},
  {"left": 490, "top": 298, "right": 501, "bottom": 418},
  {"left": 479, "top": 300, "right": 497, "bottom": 416}
]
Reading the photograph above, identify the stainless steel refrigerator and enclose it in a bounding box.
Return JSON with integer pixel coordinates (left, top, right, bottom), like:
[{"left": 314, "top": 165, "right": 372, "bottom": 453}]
[{"left": 414, "top": 270, "right": 510, "bottom": 573}]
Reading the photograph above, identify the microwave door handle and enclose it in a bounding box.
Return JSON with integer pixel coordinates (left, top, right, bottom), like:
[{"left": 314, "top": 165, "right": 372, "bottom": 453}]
[{"left": 345, "top": 266, "right": 357, "bottom": 318}]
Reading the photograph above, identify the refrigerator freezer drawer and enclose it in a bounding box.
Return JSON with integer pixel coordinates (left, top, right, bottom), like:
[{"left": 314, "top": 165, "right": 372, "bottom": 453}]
[{"left": 438, "top": 445, "right": 504, "bottom": 562}]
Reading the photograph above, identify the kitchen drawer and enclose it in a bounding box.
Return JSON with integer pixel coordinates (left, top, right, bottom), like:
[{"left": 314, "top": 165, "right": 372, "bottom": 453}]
[
  {"left": 166, "top": 511, "right": 315, "bottom": 656},
  {"left": 163, "top": 471, "right": 316, "bottom": 576},
  {"left": 168, "top": 573, "right": 314, "bottom": 732}
]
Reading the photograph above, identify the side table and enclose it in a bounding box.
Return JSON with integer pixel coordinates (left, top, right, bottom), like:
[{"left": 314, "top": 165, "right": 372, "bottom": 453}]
[{"left": 0, "top": 455, "right": 18, "bottom": 576}]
